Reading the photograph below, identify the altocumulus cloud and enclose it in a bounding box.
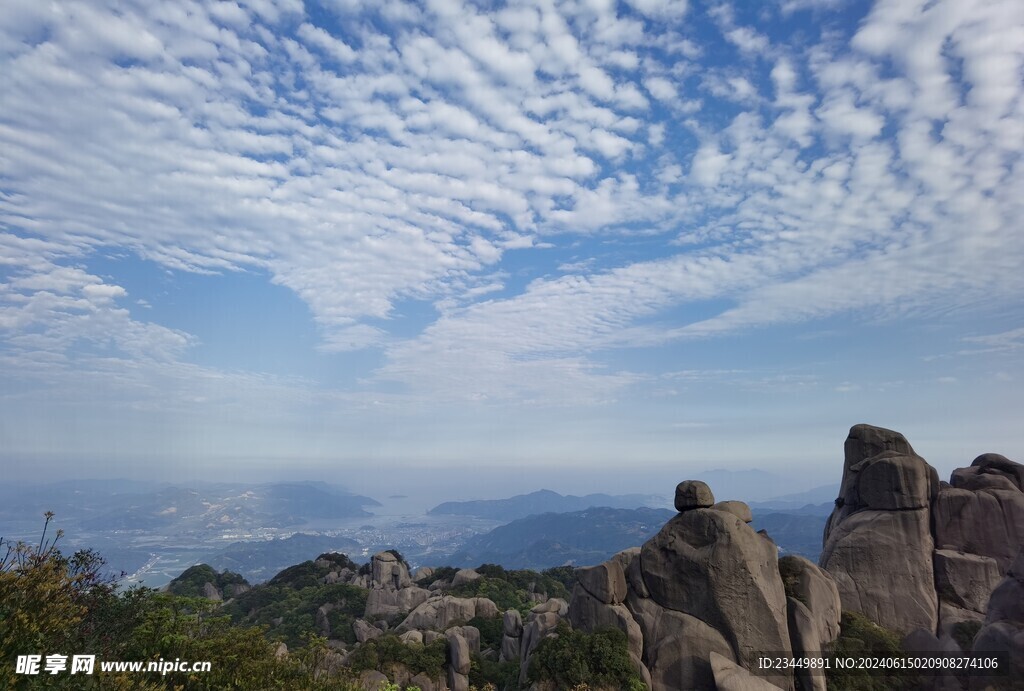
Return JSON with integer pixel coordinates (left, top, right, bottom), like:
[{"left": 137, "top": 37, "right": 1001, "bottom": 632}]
[{"left": 0, "top": 0, "right": 1022, "bottom": 467}]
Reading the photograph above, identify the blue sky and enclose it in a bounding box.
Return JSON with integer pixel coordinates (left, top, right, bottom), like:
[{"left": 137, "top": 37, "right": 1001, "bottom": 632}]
[{"left": 1, "top": 0, "right": 1022, "bottom": 496}]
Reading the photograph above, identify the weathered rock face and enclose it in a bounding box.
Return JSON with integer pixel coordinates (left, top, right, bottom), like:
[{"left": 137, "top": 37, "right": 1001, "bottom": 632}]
[
  {"left": 575, "top": 561, "right": 628, "bottom": 605},
  {"left": 933, "top": 550, "right": 1003, "bottom": 614},
  {"left": 820, "top": 424, "right": 1023, "bottom": 644},
  {"left": 352, "top": 619, "right": 383, "bottom": 644},
  {"left": 364, "top": 585, "right": 431, "bottom": 620},
  {"left": 627, "top": 592, "right": 734, "bottom": 690},
  {"left": 778, "top": 556, "right": 841, "bottom": 646},
  {"left": 933, "top": 485, "right": 1024, "bottom": 573},
  {"left": 786, "top": 598, "right": 827, "bottom": 691},
  {"left": 500, "top": 609, "right": 522, "bottom": 664},
  {"left": 820, "top": 507, "right": 938, "bottom": 634},
  {"left": 517, "top": 609, "right": 563, "bottom": 687},
  {"left": 827, "top": 425, "right": 918, "bottom": 529},
  {"left": 370, "top": 551, "right": 411, "bottom": 589},
  {"left": 397, "top": 595, "right": 497, "bottom": 632},
  {"left": 201, "top": 581, "right": 222, "bottom": 601},
  {"left": 641, "top": 507, "right": 793, "bottom": 683}
]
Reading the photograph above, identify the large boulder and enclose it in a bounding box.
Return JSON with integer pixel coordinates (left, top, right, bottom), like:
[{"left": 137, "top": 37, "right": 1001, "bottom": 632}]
[
  {"left": 445, "top": 625, "right": 481, "bottom": 656},
  {"left": 447, "top": 631, "right": 471, "bottom": 675},
  {"left": 370, "top": 551, "right": 411, "bottom": 589},
  {"left": 856, "top": 453, "right": 937, "bottom": 510},
  {"left": 364, "top": 585, "right": 432, "bottom": 620},
  {"left": 352, "top": 619, "right": 383, "bottom": 644},
  {"left": 820, "top": 507, "right": 937, "bottom": 634},
  {"left": 451, "top": 568, "right": 481, "bottom": 587},
  {"left": 576, "top": 560, "right": 628, "bottom": 605},
  {"left": 674, "top": 480, "right": 714, "bottom": 511},
  {"left": 933, "top": 549, "right": 1003, "bottom": 613},
  {"left": 970, "top": 453, "right": 1024, "bottom": 490},
  {"left": 933, "top": 486, "right": 1024, "bottom": 573},
  {"left": 641, "top": 507, "right": 793, "bottom": 686},
  {"left": 500, "top": 609, "right": 523, "bottom": 663},
  {"left": 398, "top": 595, "right": 496, "bottom": 631}
]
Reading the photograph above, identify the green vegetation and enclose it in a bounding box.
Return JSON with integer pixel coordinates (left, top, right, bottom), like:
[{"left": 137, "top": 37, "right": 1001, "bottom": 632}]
[
  {"left": 0, "top": 515, "right": 637, "bottom": 691},
  {"left": 167, "top": 563, "right": 248, "bottom": 598},
  {"left": 825, "top": 611, "right": 921, "bottom": 691},
  {"left": 468, "top": 615, "right": 505, "bottom": 651},
  {"left": 416, "top": 565, "right": 458, "bottom": 587},
  {"left": 346, "top": 633, "right": 447, "bottom": 679},
  {"left": 450, "top": 563, "right": 570, "bottom": 615},
  {"left": 526, "top": 621, "right": 645, "bottom": 691},
  {"left": 778, "top": 555, "right": 806, "bottom": 605},
  {"left": 469, "top": 655, "right": 518, "bottom": 689},
  {"left": 224, "top": 580, "right": 367, "bottom": 647},
  {"left": 0, "top": 514, "right": 366, "bottom": 690}
]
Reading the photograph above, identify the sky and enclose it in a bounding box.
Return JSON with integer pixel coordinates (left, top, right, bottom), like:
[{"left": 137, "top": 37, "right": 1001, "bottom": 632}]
[{"left": 1, "top": 0, "right": 1022, "bottom": 498}]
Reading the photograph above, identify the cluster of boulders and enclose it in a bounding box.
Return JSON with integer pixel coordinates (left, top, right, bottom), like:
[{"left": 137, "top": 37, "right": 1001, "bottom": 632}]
[
  {"left": 820, "top": 425, "right": 1023, "bottom": 643},
  {"left": 817, "top": 424, "right": 1023, "bottom": 690},
  {"left": 566, "top": 480, "right": 841, "bottom": 691}
]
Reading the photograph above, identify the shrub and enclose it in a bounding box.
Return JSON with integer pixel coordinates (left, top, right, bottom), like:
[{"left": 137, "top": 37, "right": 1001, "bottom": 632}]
[
  {"left": 825, "top": 611, "right": 920, "bottom": 691},
  {"left": 526, "top": 622, "right": 644, "bottom": 690},
  {"left": 345, "top": 634, "right": 447, "bottom": 679}
]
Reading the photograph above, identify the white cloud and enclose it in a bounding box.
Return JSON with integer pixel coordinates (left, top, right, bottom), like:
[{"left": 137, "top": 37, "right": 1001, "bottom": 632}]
[{"left": 1, "top": 0, "right": 1022, "bottom": 412}]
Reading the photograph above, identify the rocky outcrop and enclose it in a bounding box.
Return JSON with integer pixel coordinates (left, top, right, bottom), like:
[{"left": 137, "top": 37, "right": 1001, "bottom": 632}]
[
  {"left": 517, "top": 600, "right": 569, "bottom": 687},
  {"left": 370, "top": 551, "right": 411, "bottom": 589},
  {"left": 567, "top": 491, "right": 819, "bottom": 690},
  {"left": 397, "top": 595, "right": 497, "bottom": 632},
  {"left": 364, "top": 584, "right": 431, "bottom": 620},
  {"left": 201, "top": 582, "right": 222, "bottom": 601},
  {"left": 821, "top": 506, "right": 938, "bottom": 633},
  {"left": 450, "top": 568, "right": 481, "bottom": 587},
  {"left": 500, "top": 609, "right": 522, "bottom": 663},
  {"left": 641, "top": 506, "right": 793, "bottom": 687},
  {"left": 447, "top": 630, "right": 471, "bottom": 691},
  {"left": 933, "top": 481, "right": 1024, "bottom": 573},
  {"left": 352, "top": 618, "right": 383, "bottom": 644},
  {"left": 820, "top": 424, "right": 1023, "bottom": 641}
]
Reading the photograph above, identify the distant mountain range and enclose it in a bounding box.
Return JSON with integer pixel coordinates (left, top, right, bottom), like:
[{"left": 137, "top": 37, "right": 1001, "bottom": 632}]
[
  {"left": 427, "top": 489, "right": 666, "bottom": 521},
  {"left": 444, "top": 507, "right": 676, "bottom": 569},
  {"left": 748, "top": 484, "right": 839, "bottom": 512}
]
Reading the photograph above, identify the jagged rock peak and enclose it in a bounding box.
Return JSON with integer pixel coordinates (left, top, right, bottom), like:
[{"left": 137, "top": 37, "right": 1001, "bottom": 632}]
[{"left": 844, "top": 423, "right": 916, "bottom": 466}]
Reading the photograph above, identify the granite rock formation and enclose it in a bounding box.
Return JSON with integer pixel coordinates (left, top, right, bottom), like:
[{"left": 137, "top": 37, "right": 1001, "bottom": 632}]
[
  {"left": 569, "top": 481, "right": 842, "bottom": 690},
  {"left": 820, "top": 424, "right": 1023, "bottom": 642}
]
